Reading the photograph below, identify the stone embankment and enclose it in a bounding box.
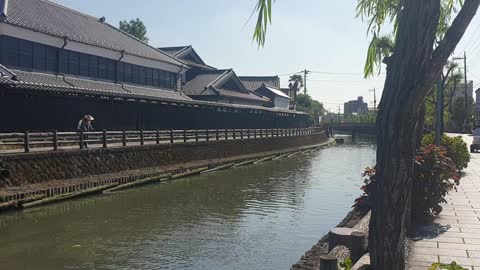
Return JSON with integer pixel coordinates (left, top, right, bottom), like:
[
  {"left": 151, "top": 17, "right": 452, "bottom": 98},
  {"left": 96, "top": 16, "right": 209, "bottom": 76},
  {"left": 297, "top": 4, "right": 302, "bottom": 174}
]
[
  {"left": 0, "top": 132, "right": 331, "bottom": 210},
  {"left": 291, "top": 208, "right": 371, "bottom": 270}
]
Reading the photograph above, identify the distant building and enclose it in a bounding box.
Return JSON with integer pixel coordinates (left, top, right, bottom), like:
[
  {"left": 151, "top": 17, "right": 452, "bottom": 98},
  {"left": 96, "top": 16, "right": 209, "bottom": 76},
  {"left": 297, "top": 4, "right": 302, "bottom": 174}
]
[
  {"left": 344, "top": 97, "right": 368, "bottom": 115},
  {"left": 252, "top": 84, "right": 290, "bottom": 109},
  {"left": 239, "top": 76, "right": 280, "bottom": 91},
  {"left": 239, "top": 76, "right": 290, "bottom": 109},
  {"left": 183, "top": 69, "right": 270, "bottom": 106}
]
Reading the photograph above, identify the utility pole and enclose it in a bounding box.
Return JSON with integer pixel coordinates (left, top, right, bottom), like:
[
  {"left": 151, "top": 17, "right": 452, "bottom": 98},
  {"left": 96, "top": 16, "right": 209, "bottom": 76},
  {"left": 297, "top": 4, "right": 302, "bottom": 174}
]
[
  {"left": 453, "top": 52, "right": 469, "bottom": 132},
  {"left": 303, "top": 69, "right": 309, "bottom": 95},
  {"left": 369, "top": 88, "right": 377, "bottom": 111}
]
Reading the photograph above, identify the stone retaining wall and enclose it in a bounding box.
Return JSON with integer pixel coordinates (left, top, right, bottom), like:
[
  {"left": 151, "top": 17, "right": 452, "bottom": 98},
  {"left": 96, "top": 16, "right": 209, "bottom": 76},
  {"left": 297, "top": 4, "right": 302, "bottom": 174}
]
[{"left": 1, "top": 132, "right": 327, "bottom": 186}]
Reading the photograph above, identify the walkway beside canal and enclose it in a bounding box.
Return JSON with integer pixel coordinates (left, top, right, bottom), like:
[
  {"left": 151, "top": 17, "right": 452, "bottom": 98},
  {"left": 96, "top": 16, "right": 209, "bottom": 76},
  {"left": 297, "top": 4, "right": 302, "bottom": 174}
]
[{"left": 407, "top": 134, "right": 480, "bottom": 269}]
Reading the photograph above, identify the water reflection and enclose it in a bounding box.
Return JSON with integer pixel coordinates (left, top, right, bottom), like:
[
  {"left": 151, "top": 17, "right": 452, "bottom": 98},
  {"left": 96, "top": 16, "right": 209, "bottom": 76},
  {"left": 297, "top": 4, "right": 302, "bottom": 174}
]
[{"left": 0, "top": 137, "right": 376, "bottom": 270}]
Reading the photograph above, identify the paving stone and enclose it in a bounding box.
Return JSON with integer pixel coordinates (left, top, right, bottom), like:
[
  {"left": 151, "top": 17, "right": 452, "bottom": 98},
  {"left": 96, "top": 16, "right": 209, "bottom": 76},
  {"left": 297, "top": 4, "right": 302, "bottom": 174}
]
[
  {"left": 421, "top": 236, "right": 464, "bottom": 243},
  {"left": 412, "top": 241, "right": 438, "bottom": 248},
  {"left": 438, "top": 255, "right": 480, "bottom": 267},
  {"left": 438, "top": 242, "right": 480, "bottom": 251},
  {"left": 411, "top": 247, "right": 467, "bottom": 257},
  {"left": 408, "top": 254, "right": 439, "bottom": 263}
]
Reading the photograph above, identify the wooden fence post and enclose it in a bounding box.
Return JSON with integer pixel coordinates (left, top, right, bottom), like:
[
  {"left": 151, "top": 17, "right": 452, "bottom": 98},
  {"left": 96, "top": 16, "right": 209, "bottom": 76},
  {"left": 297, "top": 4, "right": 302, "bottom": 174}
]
[
  {"left": 206, "top": 129, "right": 210, "bottom": 141},
  {"left": 53, "top": 130, "right": 58, "bottom": 151},
  {"left": 233, "top": 129, "right": 236, "bottom": 140},
  {"left": 216, "top": 129, "right": 219, "bottom": 140},
  {"left": 240, "top": 129, "right": 243, "bottom": 139},
  {"left": 156, "top": 130, "right": 160, "bottom": 144},
  {"left": 247, "top": 129, "right": 251, "bottom": 139},
  {"left": 351, "top": 232, "right": 366, "bottom": 262},
  {"left": 24, "top": 131, "right": 30, "bottom": 153},
  {"left": 183, "top": 129, "right": 187, "bottom": 142},
  {"left": 79, "top": 130, "right": 84, "bottom": 149},
  {"left": 195, "top": 129, "right": 199, "bottom": 142},
  {"left": 225, "top": 129, "right": 228, "bottom": 140},
  {"left": 170, "top": 129, "right": 174, "bottom": 144},
  {"left": 140, "top": 130, "right": 144, "bottom": 146},
  {"left": 102, "top": 129, "right": 107, "bottom": 148},
  {"left": 319, "top": 255, "right": 338, "bottom": 270},
  {"left": 122, "top": 130, "right": 127, "bottom": 146}
]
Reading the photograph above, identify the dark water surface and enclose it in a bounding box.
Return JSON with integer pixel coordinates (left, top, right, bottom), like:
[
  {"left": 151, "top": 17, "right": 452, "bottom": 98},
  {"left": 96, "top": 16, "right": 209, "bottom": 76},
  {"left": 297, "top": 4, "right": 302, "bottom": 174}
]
[{"left": 0, "top": 137, "right": 375, "bottom": 270}]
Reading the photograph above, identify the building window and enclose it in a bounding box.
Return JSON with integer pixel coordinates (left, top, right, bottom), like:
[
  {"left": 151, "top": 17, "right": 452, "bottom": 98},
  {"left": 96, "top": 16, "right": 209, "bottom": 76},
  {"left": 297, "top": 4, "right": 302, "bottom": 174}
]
[
  {"left": 117, "top": 62, "right": 125, "bottom": 82},
  {"left": 5, "top": 36, "right": 20, "bottom": 67},
  {"left": 0, "top": 36, "right": 178, "bottom": 90},
  {"left": 124, "top": 63, "right": 132, "bottom": 83},
  {"left": 152, "top": 69, "right": 159, "bottom": 87},
  {"left": 79, "top": 53, "right": 89, "bottom": 77},
  {"left": 19, "top": 40, "right": 33, "bottom": 69},
  {"left": 98, "top": 57, "right": 108, "bottom": 79},
  {"left": 68, "top": 51, "right": 79, "bottom": 75},
  {"left": 132, "top": 64, "right": 139, "bottom": 84},
  {"left": 32, "top": 43, "right": 46, "bottom": 71},
  {"left": 89, "top": 55, "right": 99, "bottom": 78},
  {"left": 45, "top": 46, "right": 57, "bottom": 72},
  {"left": 146, "top": 67, "right": 153, "bottom": 86}
]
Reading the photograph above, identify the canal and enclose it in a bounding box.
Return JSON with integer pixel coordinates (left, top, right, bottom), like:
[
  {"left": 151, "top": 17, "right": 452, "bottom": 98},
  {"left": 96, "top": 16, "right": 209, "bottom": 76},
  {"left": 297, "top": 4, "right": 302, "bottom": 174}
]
[{"left": 0, "top": 137, "right": 375, "bottom": 270}]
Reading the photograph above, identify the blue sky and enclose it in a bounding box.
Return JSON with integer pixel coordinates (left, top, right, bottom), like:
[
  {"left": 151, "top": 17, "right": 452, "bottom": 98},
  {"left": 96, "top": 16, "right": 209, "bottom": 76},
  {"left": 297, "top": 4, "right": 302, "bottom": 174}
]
[{"left": 57, "top": 0, "right": 480, "bottom": 112}]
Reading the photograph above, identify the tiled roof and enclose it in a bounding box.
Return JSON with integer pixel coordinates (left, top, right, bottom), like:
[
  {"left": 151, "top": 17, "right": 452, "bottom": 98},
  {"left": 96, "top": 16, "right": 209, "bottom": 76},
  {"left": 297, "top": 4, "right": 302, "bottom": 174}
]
[
  {"left": 183, "top": 70, "right": 230, "bottom": 96},
  {"left": 217, "top": 88, "right": 269, "bottom": 102},
  {"left": 158, "top": 46, "right": 190, "bottom": 57},
  {"left": 3, "top": 0, "right": 184, "bottom": 66},
  {"left": 2, "top": 69, "right": 192, "bottom": 102},
  {"left": 263, "top": 85, "right": 290, "bottom": 99},
  {"left": 239, "top": 76, "right": 280, "bottom": 92},
  {"left": 183, "top": 69, "right": 269, "bottom": 102},
  {"left": 159, "top": 45, "right": 215, "bottom": 70}
]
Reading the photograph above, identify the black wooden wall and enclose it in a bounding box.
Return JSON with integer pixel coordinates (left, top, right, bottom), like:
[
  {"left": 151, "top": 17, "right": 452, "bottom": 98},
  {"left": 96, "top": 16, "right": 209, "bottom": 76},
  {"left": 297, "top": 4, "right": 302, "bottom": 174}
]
[{"left": 0, "top": 90, "right": 307, "bottom": 132}]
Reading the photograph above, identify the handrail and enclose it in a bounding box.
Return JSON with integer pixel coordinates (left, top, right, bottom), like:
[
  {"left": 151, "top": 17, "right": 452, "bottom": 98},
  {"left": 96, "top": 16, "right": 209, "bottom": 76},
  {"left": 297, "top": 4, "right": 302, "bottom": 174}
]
[{"left": 0, "top": 127, "right": 324, "bottom": 154}]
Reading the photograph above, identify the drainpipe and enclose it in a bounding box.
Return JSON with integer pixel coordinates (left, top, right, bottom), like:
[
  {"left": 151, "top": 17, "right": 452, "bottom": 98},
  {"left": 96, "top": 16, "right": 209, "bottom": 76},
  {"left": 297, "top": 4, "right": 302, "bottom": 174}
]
[
  {"left": 56, "top": 36, "right": 68, "bottom": 75},
  {"left": 56, "top": 37, "right": 74, "bottom": 86},
  {"left": 176, "top": 65, "right": 184, "bottom": 94},
  {"left": 115, "top": 50, "right": 125, "bottom": 83}
]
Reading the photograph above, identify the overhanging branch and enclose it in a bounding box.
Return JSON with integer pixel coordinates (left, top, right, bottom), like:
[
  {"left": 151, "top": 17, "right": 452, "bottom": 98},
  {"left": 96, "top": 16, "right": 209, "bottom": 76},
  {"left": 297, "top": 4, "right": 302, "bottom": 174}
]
[{"left": 428, "top": 0, "right": 480, "bottom": 76}]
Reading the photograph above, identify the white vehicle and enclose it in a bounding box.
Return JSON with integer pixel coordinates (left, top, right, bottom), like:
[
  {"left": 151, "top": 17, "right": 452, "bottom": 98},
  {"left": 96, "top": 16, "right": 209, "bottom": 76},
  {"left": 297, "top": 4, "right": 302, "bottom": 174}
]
[{"left": 472, "top": 128, "right": 480, "bottom": 153}]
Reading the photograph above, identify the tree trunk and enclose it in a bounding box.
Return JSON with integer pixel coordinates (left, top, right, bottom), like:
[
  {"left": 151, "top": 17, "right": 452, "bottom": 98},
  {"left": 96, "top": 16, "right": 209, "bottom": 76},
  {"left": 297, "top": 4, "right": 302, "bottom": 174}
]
[
  {"left": 370, "top": 0, "right": 480, "bottom": 269},
  {"left": 370, "top": 1, "right": 441, "bottom": 269}
]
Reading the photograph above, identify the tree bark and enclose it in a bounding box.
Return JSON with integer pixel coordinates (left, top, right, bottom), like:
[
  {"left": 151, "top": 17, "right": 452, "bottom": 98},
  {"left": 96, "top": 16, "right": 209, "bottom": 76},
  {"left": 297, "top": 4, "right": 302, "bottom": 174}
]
[{"left": 370, "top": 0, "right": 480, "bottom": 269}]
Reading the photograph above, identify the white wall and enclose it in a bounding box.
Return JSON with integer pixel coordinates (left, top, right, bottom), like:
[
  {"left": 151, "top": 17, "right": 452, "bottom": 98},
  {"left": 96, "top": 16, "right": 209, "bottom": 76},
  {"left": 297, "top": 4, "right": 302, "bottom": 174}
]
[{"left": 274, "top": 96, "right": 290, "bottom": 109}]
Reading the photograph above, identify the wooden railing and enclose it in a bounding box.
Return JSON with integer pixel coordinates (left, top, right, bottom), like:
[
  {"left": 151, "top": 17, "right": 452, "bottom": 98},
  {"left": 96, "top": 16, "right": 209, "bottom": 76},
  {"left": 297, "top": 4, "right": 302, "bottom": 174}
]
[{"left": 0, "top": 127, "right": 323, "bottom": 154}]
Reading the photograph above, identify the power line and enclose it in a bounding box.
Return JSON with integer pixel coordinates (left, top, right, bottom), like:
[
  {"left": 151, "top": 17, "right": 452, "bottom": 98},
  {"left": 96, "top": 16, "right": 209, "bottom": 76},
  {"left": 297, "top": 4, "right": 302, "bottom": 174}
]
[
  {"left": 277, "top": 71, "right": 303, "bottom": 77},
  {"left": 461, "top": 21, "right": 480, "bottom": 52},
  {"left": 309, "top": 71, "right": 386, "bottom": 76}
]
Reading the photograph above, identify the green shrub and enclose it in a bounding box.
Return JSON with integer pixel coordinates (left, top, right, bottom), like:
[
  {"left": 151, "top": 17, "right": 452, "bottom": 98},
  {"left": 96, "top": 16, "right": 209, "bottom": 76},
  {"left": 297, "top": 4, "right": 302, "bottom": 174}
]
[
  {"left": 412, "top": 145, "right": 460, "bottom": 218},
  {"left": 340, "top": 258, "right": 352, "bottom": 270},
  {"left": 429, "top": 261, "right": 468, "bottom": 270},
  {"left": 422, "top": 133, "right": 470, "bottom": 171},
  {"left": 355, "top": 145, "right": 460, "bottom": 218}
]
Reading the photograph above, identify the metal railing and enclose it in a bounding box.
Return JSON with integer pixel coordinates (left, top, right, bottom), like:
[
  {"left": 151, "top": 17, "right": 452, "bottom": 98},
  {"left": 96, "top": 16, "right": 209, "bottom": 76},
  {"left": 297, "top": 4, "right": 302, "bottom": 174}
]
[{"left": 0, "top": 127, "right": 323, "bottom": 154}]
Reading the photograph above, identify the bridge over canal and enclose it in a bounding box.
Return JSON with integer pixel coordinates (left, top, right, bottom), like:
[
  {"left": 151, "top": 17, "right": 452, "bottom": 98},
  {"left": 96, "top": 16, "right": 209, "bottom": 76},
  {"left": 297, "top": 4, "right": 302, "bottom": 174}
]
[{"left": 324, "top": 123, "right": 377, "bottom": 136}]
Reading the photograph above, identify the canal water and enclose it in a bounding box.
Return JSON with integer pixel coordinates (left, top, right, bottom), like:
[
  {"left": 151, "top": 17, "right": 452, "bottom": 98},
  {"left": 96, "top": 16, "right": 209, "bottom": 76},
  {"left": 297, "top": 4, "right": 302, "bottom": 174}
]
[{"left": 0, "top": 136, "right": 375, "bottom": 270}]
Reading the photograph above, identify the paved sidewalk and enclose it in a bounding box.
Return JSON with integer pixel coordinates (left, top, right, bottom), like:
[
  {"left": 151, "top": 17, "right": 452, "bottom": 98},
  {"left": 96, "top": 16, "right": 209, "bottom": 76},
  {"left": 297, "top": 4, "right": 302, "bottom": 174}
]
[{"left": 407, "top": 134, "right": 480, "bottom": 270}]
